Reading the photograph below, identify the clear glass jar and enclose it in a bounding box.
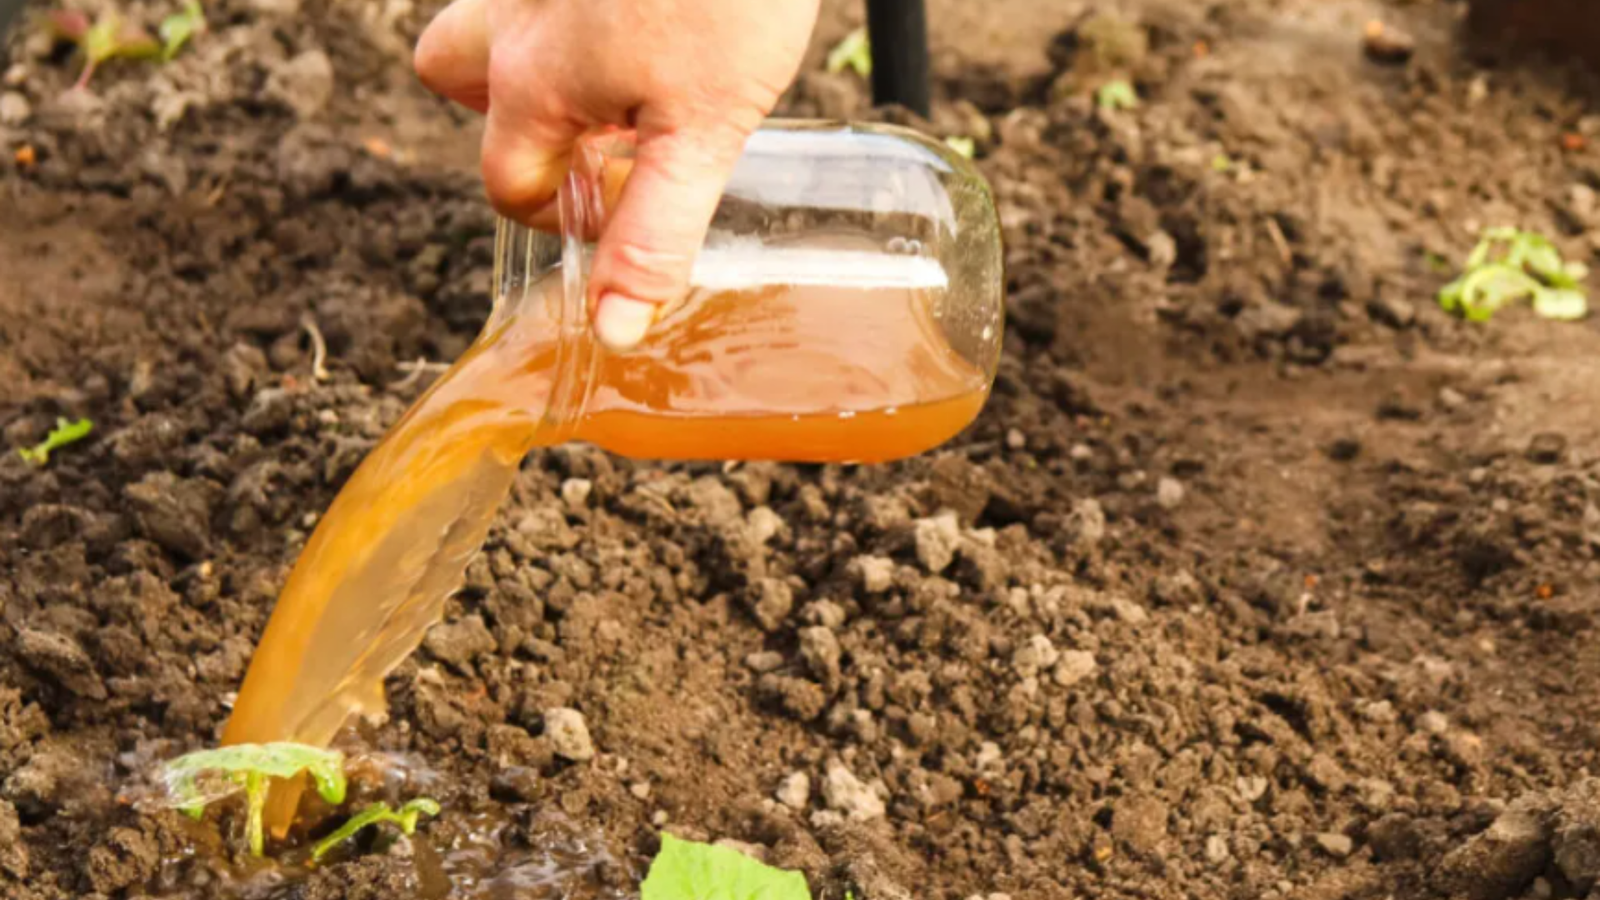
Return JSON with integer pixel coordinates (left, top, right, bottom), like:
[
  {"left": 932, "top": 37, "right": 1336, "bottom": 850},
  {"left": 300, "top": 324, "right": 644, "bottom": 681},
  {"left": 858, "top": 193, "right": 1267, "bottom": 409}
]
[{"left": 492, "top": 118, "right": 1004, "bottom": 463}]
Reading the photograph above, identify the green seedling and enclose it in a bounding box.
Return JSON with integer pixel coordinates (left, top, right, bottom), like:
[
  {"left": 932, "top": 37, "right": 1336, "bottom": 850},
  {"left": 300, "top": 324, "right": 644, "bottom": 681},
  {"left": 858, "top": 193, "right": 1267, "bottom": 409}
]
[
  {"left": 17, "top": 417, "right": 92, "bottom": 466},
  {"left": 944, "top": 136, "right": 976, "bottom": 159},
  {"left": 826, "top": 26, "right": 871, "bottom": 79},
  {"left": 1438, "top": 226, "right": 1589, "bottom": 322},
  {"left": 641, "top": 834, "right": 811, "bottom": 900},
  {"left": 47, "top": 9, "right": 161, "bottom": 89},
  {"left": 310, "top": 798, "right": 440, "bottom": 862},
  {"left": 1096, "top": 78, "right": 1139, "bottom": 111},
  {"left": 161, "top": 743, "right": 347, "bottom": 857},
  {"left": 158, "top": 0, "right": 205, "bottom": 61}
]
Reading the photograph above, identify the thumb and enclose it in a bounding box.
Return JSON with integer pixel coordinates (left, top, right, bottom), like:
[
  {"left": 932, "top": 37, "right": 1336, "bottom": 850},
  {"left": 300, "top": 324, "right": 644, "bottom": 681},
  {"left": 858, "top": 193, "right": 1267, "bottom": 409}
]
[{"left": 589, "top": 117, "right": 756, "bottom": 351}]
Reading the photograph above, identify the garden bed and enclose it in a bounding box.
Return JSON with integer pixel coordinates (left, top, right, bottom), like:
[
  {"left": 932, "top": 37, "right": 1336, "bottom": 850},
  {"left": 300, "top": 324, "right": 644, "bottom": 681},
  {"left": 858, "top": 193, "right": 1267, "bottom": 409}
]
[{"left": 5, "top": 0, "right": 1600, "bottom": 897}]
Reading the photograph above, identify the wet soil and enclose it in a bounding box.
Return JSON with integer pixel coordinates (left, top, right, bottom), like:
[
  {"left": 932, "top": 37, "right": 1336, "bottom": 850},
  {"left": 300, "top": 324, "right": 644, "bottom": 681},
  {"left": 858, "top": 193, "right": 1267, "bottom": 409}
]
[{"left": 5, "top": 0, "right": 1600, "bottom": 897}]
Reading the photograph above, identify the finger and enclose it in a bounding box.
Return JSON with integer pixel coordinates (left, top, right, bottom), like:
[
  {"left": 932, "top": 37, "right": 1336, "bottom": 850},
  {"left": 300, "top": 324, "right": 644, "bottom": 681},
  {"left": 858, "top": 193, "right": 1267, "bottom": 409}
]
[
  {"left": 414, "top": 0, "right": 491, "bottom": 114},
  {"left": 589, "top": 117, "right": 755, "bottom": 351},
  {"left": 479, "top": 45, "right": 586, "bottom": 227}
]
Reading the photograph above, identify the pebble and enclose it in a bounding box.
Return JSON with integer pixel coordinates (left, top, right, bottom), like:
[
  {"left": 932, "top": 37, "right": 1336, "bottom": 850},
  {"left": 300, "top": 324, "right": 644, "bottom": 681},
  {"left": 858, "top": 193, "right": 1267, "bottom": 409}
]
[
  {"left": 1005, "top": 428, "right": 1026, "bottom": 450},
  {"left": 822, "top": 761, "right": 885, "bottom": 822},
  {"left": 1065, "top": 498, "right": 1107, "bottom": 548},
  {"left": 1362, "top": 19, "right": 1415, "bottom": 65},
  {"left": 743, "top": 650, "right": 785, "bottom": 673},
  {"left": 543, "top": 708, "right": 595, "bottom": 762},
  {"left": 1053, "top": 650, "right": 1098, "bottom": 687},
  {"left": 1205, "top": 834, "right": 1231, "bottom": 864},
  {"left": 1527, "top": 432, "right": 1568, "bottom": 465},
  {"left": 775, "top": 772, "right": 810, "bottom": 809},
  {"left": 629, "top": 782, "right": 651, "bottom": 800},
  {"left": 0, "top": 91, "right": 30, "bottom": 126},
  {"left": 852, "top": 555, "right": 895, "bottom": 593},
  {"left": 746, "top": 506, "right": 783, "bottom": 544},
  {"left": 265, "top": 50, "right": 335, "bottom": 119},
  {"left": 914, "top": 512, "right": 962, "bottom": 573},
  {"left": 1316, "top": 832, "right": 1355, "bottom": 858},
  {"left": 1416, "top": 710, "right": 1450, "bottom": 735},
  {"left": 560, "top": 478, "right": 592, "bottom": 510},
  {"left": 1237, "top": 775, "right": 1270, "bottom": 802},
  {"left": 1156, "top": 477, "right": 1186, "bottom": 509},
  {"left": 1010, "top": 634, "right": 1059, "bottom": 678}
]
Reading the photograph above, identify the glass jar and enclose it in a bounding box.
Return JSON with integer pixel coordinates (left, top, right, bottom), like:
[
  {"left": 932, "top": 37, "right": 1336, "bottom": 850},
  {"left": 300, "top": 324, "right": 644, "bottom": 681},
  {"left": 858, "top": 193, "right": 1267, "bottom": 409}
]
[{"left": 492, "top": 118, "right": 1004, "bottom": 463}]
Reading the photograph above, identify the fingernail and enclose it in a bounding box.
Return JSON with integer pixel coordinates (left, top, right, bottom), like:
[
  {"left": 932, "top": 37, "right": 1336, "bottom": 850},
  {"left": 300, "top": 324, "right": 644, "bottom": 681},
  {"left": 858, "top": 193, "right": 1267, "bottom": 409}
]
[{"left": 594, "top": 294, "right": 655, "bottom": 350}]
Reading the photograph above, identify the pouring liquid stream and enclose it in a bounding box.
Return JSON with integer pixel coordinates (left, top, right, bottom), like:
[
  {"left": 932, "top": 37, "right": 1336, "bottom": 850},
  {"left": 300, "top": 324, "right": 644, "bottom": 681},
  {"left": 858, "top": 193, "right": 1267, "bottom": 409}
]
[{"left": 221, "top": 241, "right": 990, "bottom": 834}]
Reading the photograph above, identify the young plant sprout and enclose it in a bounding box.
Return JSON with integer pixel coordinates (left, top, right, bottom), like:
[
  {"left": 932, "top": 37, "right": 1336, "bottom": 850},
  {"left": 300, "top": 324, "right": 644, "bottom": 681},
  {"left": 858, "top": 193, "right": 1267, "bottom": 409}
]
[
  {"left": 640, "top": 834, "right": 811, "bottom": 900},
  {"left": 1439, "top": 226, "right": 1589, "bottom": 322},
  {"left": 826, "top": 26, "right": 871, "bottom": 79},
  {"left": 309, "top": 798, "right": 441, "bottom": 862},
  {"left": 1096, "top": 78, "right": 1139, "bottom": 111},
  {"left": 47, "top": 10, "right": 160, "bottom": 89},
  {"left": 158, "top": 0, "right": 205, "bottom": 61},
  {"left": 17, "top": 417, "right": 92, "bottom": 466},
  {"left": 161, "top": 743, "right": 347, "bottom": 857}
]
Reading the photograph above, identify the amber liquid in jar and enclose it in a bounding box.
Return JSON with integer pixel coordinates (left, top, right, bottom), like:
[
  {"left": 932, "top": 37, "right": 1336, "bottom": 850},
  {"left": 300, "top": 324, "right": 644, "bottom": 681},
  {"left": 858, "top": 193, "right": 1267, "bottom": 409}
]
[{"left": 222, "top": 247, "right": 989, "bottom": 833}]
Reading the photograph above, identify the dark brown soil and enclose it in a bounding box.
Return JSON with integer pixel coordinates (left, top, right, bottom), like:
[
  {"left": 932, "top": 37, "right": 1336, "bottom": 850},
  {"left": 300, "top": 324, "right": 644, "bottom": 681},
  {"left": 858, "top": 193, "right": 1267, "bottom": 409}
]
[{"left": 6, "top": 0, "right": 1600, "bottom": 897}]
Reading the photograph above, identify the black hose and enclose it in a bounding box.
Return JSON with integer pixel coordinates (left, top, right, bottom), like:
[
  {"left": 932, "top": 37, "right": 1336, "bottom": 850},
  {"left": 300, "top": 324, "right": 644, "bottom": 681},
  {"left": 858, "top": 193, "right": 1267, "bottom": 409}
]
[{"left": 865, "top": 0, "right": 930, "bottom": 118}]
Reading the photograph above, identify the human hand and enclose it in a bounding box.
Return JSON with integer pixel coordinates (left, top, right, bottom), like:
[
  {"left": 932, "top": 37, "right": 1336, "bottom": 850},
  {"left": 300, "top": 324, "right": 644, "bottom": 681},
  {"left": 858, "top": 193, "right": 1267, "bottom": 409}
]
[{"left": 414, "top": 0, "right": 821, "bottom": 350}]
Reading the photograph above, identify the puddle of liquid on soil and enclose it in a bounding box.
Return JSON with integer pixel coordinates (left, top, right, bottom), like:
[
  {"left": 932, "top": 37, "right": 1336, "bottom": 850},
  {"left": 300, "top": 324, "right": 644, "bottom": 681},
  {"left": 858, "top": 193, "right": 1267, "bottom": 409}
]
[
  {"left": 220, "top": 240, "right": 989, "bottom": 832},
  {"left": 143, "top": 747, "right": 635, "bottom": 899}
]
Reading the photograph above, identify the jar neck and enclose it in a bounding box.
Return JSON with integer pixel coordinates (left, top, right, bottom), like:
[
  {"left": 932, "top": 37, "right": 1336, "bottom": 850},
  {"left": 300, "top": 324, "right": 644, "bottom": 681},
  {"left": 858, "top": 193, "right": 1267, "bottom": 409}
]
[{"left": 489, "top": 218, "right": 597, "bottom": 441}]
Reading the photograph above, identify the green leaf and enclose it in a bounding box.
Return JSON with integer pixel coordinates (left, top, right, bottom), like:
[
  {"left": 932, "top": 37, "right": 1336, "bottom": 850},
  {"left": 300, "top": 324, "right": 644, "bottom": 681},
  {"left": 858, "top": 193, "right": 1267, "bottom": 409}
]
[
  {"left": 943, "top": 136, "right": 975, "bottom": 159},
  {"left": 826, "top": 27, "right": 871, "bottom": 79},
  {"left": 1437, "top": 227, "right": 1590, "bottom": 323},
  {"left": 159, "top": 743, "right": 348, "bottom": 856},
  {"left": 641, "top": 834, "right": 811, "bottom": 900},
  {"left": 1534, "top": 287, "right": 1588, "bottom": 321},
  {"left": 1096, "top": 79, "right": 1139, "bottom": 111},
  {"left": 159, "top": 0, "right": 204, "bottom": 61},
  {"left": 310, "top": 798, "right": 441, "bottom": 862},
  {"left": 17, "top": 417, "right": 93, "bottom": 466}
]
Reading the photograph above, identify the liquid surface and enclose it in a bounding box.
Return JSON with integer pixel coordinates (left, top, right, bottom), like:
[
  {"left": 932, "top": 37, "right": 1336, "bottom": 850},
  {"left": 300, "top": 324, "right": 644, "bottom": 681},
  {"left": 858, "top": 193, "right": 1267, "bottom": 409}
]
[{"left": 222, "top": 258, "right": 988, "bottom": 832}]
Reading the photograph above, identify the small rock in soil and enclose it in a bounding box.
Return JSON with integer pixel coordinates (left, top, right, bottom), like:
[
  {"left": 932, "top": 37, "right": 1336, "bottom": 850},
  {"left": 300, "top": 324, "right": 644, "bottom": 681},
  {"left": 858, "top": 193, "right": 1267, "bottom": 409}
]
[
  {"left": 914, "top": 512, "right": 961, "bottom": 573},
  {"left": 1053, "top": 650, "right": 1098, "bottom": 687},
  {"left": 822, "top": 761, "right": 885, "bottom": 822},
  {"left": 746, "top": 578, "right": 795, "bottom": 632},
  {"left": 1062, "top": 498, "right": 1106, "bottom": 550},
  {"left": 776, "top": 772, "right": 810, "bottom": 810},
  {"left": 1110, "top": 795, "right": 1169, "bottom": 856},
  {"left": 0, "top": 92, "right": 29, "bottom": 126},
  {"left": 1368, "top": 813, "right": 1422, "bottom": 861},
  {"left": 560, "top": 478, "right": 592, "bottom": 510},
  {"left": 1436, "top": 793, "right": 1557, "bottom": 900},
  {"left": 1315, "top": 832, "right": 1355, "bottom": 858},
  {"left": 424, "top": 615, "right": 496, "bottom": 671},
  {"left": 1415, "top": 710, "right": 1449, "bottom": 735},
  {"left": 266, "top": 50, "right": 336, "bottom": 119},
  {"left": 1527, "top": 432, "right": 1568, "bottom": 464},
  {"left": 123, "top": 472, "right": 215, "bottom": 559},
  {"left": 851, "top": 555, "right": 895, "bottom": 593},
  {"left": 799, "top": 626, "right": 842, "bottom": 688},
  {"left": 543, "top": 708, "right": 595, "bottom": 762},
  {"left": 86, "top": 827, "right": 158, "bottom": 894},
  {"left": 1010, "top": 634, "right": 1058, "bottom": 678},
  {"left": 15, "top": 629, "right": 106, "bottom": 700},
  {"left": 1156, "top": 477, "right": 1186, "bottom": 509},
  {"left": 1363, "top": 20, "right": 1415, "bottom": 65},
  {"left": 1553, "top": 779, "right": 1600, "bottom": 891},
  {"left": 744, "top": 651, "right": 785, "bottom": 673}
]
